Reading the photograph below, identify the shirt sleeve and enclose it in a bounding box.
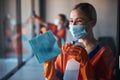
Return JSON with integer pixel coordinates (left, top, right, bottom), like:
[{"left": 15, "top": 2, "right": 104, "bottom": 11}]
[{"left": 44, "top": 60, "right": 59, "bottom": 80}]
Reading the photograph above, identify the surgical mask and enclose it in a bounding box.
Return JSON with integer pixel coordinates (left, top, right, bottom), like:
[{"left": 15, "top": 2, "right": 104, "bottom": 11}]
[
  {"left": 69, "top": 25, "right": 88, "bottom": 39},
  {"left": 54, "top": 19, "right": 60, "bottom": 25}
]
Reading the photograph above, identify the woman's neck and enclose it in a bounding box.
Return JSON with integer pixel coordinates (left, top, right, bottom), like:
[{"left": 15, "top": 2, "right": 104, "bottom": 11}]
[
  {"left": 57, "top": 24, "right": 63, "bottom": 30},
  {"left": 79, "top": 36, "right": 98, "bottom": 54}
]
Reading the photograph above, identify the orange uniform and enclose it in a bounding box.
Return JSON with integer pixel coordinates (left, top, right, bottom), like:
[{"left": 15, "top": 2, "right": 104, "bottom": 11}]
[{"left": 44, "top": 42, "right": 114, "bottom": 80}]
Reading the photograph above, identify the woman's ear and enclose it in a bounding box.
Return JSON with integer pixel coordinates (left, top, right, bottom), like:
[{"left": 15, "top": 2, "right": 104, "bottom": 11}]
[{"left": 89, "top": 20, "right": 96, "bottom": 28}]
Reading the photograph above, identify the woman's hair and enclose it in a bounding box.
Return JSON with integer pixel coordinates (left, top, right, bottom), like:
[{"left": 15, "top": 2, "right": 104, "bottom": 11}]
[
  {"left": 73, "top": 3, "right": 97, "bottom": 24},
  {"left": 58, "top": 14, "right": 69, "bottom": 29},
  {"left": 58, "top": 14, "right": 66, "bottom": 23}
]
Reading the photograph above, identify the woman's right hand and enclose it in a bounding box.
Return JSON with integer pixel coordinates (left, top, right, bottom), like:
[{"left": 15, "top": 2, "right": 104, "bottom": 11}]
[
  {"left": 62, "top": 43, "right": 73, "bottom": 53},
  {"left": 62, "top": 43, "right": 88, "bottom": 66}
]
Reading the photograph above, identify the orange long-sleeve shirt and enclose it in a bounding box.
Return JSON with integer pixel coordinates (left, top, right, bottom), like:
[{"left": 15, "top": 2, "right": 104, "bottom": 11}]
[{"left": 44, "top": 42, "right": 114, "bottom": 80}]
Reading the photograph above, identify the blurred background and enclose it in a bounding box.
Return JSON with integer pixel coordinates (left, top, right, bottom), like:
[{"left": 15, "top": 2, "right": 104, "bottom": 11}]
[{"left": 0, "top": 0, "right": 119, "bottom": 80}]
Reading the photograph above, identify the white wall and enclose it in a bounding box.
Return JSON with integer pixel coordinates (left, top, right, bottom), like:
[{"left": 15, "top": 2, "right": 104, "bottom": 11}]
[{"left": 46, "top": 0, "right": 117, "bottom": 46}]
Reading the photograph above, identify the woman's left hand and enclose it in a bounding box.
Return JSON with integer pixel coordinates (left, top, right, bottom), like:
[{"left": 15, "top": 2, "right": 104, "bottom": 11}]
[{"left": 62, "top": 43, "right": 89, "bottom": 66}]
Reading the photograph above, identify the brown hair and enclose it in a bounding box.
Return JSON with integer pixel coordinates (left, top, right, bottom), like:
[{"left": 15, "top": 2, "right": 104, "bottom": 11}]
[
  {"left": 73, "top": 3, "right": 97, "bottom": 25},
  {"left": 58, "top": 14, "right": 69, "bottom": 29}
]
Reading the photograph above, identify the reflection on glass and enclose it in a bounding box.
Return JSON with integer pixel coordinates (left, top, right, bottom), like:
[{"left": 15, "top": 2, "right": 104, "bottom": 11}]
[{"left": 0, "top": 0, "right": 18, "bottom": 79}]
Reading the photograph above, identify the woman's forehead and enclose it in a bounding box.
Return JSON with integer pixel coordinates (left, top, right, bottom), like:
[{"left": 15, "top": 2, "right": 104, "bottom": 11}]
[{"left": 70, "top": 9, "right": 89, "bottom": 20}]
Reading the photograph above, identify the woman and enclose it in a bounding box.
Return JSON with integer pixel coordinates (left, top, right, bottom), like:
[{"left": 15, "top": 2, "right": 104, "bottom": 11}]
[
  {"left": 44, "top": 3, "right": 114, "bottom": 80},
  {"left": 34, "top": 14, "right": 68, "bottom": 47}
]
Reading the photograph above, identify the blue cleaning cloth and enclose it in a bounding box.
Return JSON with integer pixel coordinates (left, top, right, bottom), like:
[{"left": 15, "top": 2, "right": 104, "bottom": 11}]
[
  {"left": 61, "top": 38, "right": 65, "bottom": 46},
  {"left": 29, "top": 30, "right": 61, "bottom": 63}
]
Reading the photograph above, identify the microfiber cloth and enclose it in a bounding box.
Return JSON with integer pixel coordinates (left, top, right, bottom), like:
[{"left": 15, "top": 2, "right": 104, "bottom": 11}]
[{"left": 29, "top": 30, "right": 61, "bottom": 63}]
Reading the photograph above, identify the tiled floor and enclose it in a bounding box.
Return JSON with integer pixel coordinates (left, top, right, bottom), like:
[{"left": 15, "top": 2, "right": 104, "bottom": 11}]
[
  {"left": 9, "top": 56, "right": 45, "bottom": 80},
  {"left": 0, "top": 58, "right": 17, "bottom": 79}
]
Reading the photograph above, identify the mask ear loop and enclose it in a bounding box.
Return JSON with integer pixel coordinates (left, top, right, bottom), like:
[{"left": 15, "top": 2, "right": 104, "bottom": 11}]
[{"left": 82, "top": 21, "right": 93, "bottom": 40}]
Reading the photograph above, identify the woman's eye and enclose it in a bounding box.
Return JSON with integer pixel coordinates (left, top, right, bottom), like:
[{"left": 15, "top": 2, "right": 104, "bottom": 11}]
[
  {"left": 76, "top": 19, "right": 82, "bottom": 22},
  {"left": 69, "top": 20, "right": 73, "bottom": 23},
  {"left": 69, "top": 19, "right": 83, "bottom": 25}
]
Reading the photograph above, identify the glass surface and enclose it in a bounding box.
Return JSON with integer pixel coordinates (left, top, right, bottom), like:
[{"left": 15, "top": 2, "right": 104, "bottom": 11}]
[{"left": 0, "top": 0, "right": 18, "bottom": 79}]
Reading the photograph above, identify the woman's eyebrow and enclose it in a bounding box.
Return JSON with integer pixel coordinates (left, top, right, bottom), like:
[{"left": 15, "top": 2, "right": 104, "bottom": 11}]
[
  {"left": 77, "top": 18, "right": 83, "bottom": 20},
  {"left": 75, "top": 18, "right": 85, "bottom": 21},
  {"left": 70, "top": 17, "right": 83, "bottom": 20}
]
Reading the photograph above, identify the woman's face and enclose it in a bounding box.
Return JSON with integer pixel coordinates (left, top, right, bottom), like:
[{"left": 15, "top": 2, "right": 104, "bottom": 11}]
[
  {"left": 69, "top": 9, "right": 90, "bottom": 26},
  {"left": 54, "top": 15, "right": 63, "bottom": 26},
  {"left": 69, "top": 9, "right": 94, "bottom": 39}
]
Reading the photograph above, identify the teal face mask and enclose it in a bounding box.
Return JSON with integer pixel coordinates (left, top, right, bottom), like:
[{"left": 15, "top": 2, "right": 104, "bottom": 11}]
[
  {"left": 69, "top": 25, "right": 88, "bottom": 39},
  {"left": 54, "top": 19, "right": 60, "bottom": 25}
]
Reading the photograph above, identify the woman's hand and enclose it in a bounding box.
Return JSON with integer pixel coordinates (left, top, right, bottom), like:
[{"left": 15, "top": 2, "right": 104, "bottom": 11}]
[
  {"left": 62, "top": 43, "right": 88, "bottom": 66},
  {"left": 62, "top": 43, "right": 73, "bottom": 53}
]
